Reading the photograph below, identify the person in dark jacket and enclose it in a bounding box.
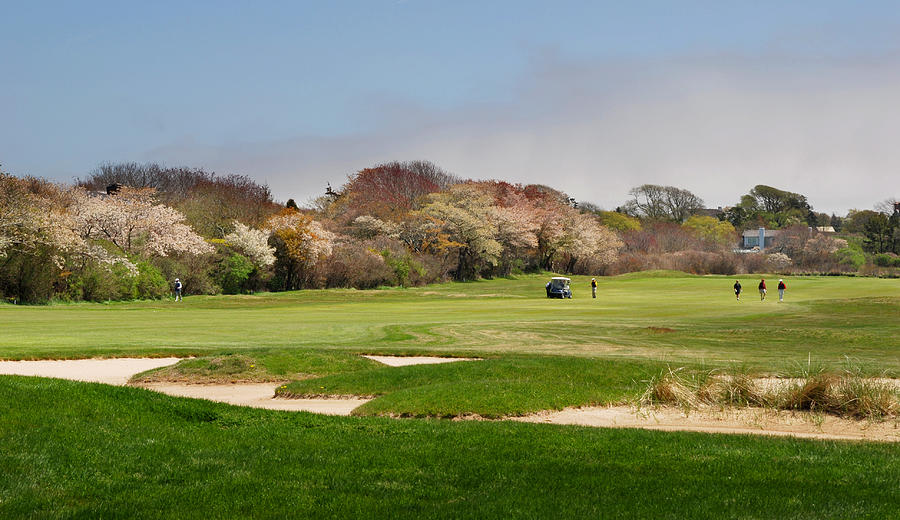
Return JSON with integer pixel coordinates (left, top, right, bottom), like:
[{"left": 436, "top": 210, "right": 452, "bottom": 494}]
[
  {"left": 174, "top": 278, "right": 183, "bottom": 302},
  {"left": 591, "top": 278, "right": 598, "bottom": 298},
  {"left": 733, "top": 280, "right": 742, "bottom": 301},
  {"left": 758, "top": 279, "right": 766, "bottom": 301},
  {"left": 777, "top": 279, "right": 786, "bottom": 302}
]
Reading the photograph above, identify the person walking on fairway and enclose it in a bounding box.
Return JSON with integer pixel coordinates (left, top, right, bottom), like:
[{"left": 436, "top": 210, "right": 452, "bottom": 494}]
[
  {"left": 733, "top": 280, "right": 742, "bottom": 301},
  {"left": 591, "top": 278, "right": 598, "bottom": 298},
  {"left": 758, "top": 278, "right": 767, "bottom": 301},
  {"left": 174, "top": 278, "right": 183, "bottom": 302},
  {"left": 777, "top": 279, "right": 786, "bottom": 302}
]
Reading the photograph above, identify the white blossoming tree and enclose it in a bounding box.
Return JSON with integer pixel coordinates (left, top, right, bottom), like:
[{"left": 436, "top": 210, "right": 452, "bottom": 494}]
[
  {"left": 421, "top": 185, "right": 503, "bottom": 280},
  {"left": 70, "top": 187, "right": 213, "bottom": 259},
  {"left": 225, "top": 221, "right": 276, "bottom": 268}
]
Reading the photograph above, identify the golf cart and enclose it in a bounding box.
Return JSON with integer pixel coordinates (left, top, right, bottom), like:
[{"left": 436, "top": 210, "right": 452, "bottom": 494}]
[{"left": 545, "top": 277, "right": 572, "bottom": 298}]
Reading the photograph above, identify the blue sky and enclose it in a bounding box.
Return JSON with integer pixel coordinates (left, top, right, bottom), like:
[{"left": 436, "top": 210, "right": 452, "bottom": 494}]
[{"left": 2, "top": 1, "right": 899, "bottom": 212}]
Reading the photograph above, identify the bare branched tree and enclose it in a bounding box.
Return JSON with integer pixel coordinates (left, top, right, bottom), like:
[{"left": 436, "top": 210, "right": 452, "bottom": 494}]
[{"left": 623, "top": 184, "right": 704, "bottom": 222}]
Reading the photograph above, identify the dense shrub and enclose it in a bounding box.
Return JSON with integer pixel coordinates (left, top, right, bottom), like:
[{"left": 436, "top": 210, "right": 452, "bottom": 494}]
[
  {"left": 134, "top": 261, "right": 169, "bottom": 299},
  {"left": 0, "top": 247, "right": 60, "bottom": 304},
  {"left": 835, "top": 244, "right": 866, "bottom": 270},
  {"left": 873, "top": 253, "right": 899, "bottom": 267},
  {"left": 64, "top": 262, "right": 138, "bottom": 302},
  {"left": 216, "top": 253, "right": 255, "bottom": 294},
  {"left": 322, "top": 242, "right": 393, "bottom": 289},
  {"left": 155, "top": 253, "right": 218, "bottom": 296}
]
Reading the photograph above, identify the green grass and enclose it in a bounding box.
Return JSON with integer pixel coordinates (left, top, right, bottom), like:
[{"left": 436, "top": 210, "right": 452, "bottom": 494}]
[
  {"left": 2, "top": 272, "right": 899, "bottom": 517},
  {"left": 2, "top": 376, "right": 899, "bottom": 519},
  {"left": 280, "top": 356, "right": 668, "bottom": 417},
  {"left": 3, "top": 271, "right": 899, "bottom": 416},
  {"left": 2, "top": 272, "right": 898, "bottom": 367}
]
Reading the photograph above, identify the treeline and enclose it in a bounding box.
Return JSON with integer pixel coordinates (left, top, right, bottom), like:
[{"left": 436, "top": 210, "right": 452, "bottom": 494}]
[{"left": 1, "top": 161, "right": 897, "bottom": 303}]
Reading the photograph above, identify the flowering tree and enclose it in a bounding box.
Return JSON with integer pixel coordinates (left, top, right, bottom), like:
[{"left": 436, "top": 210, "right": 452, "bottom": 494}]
[
  {"left": 558, "top": 213, "right": 623, "bottom": 272},
  {"left": 766, "top": 252, "right": 793, "bottom": 272},
  {"left": 533, "top": 201, "right": 570, "bottom": 269},
  {"left": 420, "top": 184, "right": 502, "bottom": 280},
  {"left": 265, "top": 209, "right": 335, "bottom": 289},
  {"left": 70, "top": 187, "right": 213, "bottom": 258},
  {"left": 224, "top": 221, "right": 275, "bottom": 268},
  {"left": 0, "top": 174, "right": 79, "bottom": 259},
  {"left": 470, "top": 182, "right": 540, "bottom": 273},
  {"left": 0, "top": 174, "right": 51, "bottom": 257},
  {"left": 349, "top": 215, "right": 401, "bottom": 240}
]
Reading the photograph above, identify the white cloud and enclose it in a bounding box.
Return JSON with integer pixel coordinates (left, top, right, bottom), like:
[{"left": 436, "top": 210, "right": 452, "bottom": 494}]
[{"left": 144, "top": 52, "right": 900, "bottom": 214}]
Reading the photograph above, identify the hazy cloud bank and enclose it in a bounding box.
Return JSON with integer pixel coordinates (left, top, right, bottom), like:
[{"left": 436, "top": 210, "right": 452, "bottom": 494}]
[{"left": 145, "top": 52, "right": 900, "bottom": 214}]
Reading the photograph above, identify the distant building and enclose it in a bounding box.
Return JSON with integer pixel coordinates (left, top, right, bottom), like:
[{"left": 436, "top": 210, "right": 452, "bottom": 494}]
[
  {"left": 815, "top": 226, "right": 836, "bottom": 234},
  {"left": 741, "top": 227, "right": 781, "bottom": 250}
]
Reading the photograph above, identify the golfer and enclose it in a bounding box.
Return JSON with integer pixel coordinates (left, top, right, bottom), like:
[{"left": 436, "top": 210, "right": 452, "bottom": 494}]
[
  {"left": 174, "top": 278, "right": 183, "bottom": 302},
  {"left": 591, "top": 278, "right": 597, "bottom": 298},
  {"left": 733, "top": 280, "right": 741, "bottom": 301},
  {"left": 777, "top": 279, "right": 786, "bottom": 302},
  {"left": 758, "top": 278, "right": 766, "bottom": 301}
]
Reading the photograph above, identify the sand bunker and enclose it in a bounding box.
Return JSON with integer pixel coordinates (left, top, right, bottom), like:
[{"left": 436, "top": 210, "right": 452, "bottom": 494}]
[
  {"left": 0, "top": 358, "right": 369, "bottom": 415},
  {"left": 3, "top": 358, "right": 897, "bottom": 439},
  {"left": 515, "top": 405, "right": 900, "bottom": 442},
  {"left": 0, "top": 357, "right": 182, "bottom": 385},
  {"left": 363, "top": 355, "right": 480, "bottom": 366},
  {"left": 136, "top": 382, "right": 370, "bottom": 415}
]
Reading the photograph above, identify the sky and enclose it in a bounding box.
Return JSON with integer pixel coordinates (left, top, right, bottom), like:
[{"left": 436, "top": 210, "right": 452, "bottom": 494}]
[{"left": 2, "top": 1, "right": 899, "bottom": 214}]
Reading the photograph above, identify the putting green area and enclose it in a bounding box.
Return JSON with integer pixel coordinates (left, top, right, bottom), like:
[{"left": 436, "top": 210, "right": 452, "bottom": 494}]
[
  {"left": 2, "top": 272, "right": 898, "bottom": 368},
  {"left": 2, "top": 272, "right": 899, "bottom": 518}
]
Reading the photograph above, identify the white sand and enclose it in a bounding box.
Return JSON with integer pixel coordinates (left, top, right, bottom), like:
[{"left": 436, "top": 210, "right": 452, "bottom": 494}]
[
  {"left": 136, "top": 382, "right": 370, "bottom": 415},
  {"left": 514, "top": 405, "right": 900, "bottom": 442},
  {"left": 0, "top": 358, "right": 369, "bottom": 415},
  {"left": 0, "top": 357, "right": 182, "bottom": 385},
  {"left": 363, "top": 355, "right": 480, "bottom": 366}
]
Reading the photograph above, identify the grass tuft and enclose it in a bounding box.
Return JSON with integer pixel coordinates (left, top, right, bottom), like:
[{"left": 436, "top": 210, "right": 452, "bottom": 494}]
[
  {"left": 639, "top": 367, "right": 704, "bottom": 411},
  {"left": 700, "top": 373, "right": 772, "bottom": 408},
  {"left": 641, "top": 367, "right": 900, "bottom": 420}
]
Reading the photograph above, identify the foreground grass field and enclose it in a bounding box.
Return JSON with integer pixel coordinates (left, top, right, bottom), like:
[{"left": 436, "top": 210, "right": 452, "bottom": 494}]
[
  {"left": 2, "top": 376, "right": 899, "bottom": 519},
  {"left": 2, "top": 272, "right": 899, "bottom": 517}
]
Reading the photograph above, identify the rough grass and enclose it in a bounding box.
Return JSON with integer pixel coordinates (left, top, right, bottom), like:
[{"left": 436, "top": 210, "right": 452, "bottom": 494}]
[
  {"left": 3, "top": 377, "right": 900, "bottom": 519},
  {"left": 640, "top": 367, "right": 900, "bottom": 420}
]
